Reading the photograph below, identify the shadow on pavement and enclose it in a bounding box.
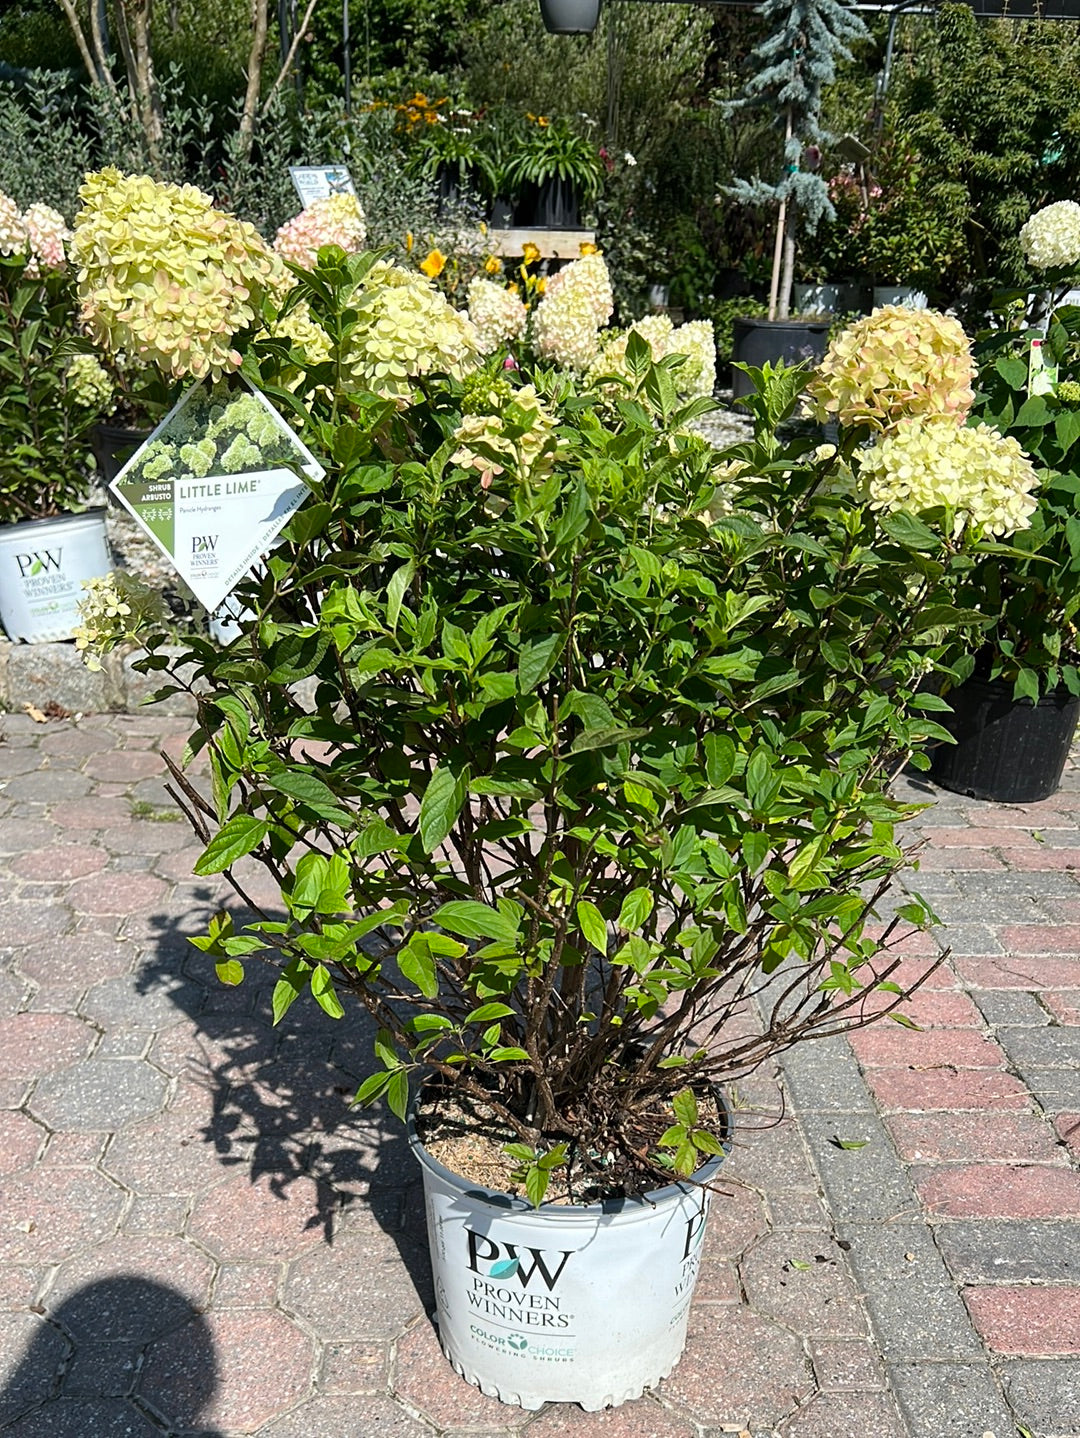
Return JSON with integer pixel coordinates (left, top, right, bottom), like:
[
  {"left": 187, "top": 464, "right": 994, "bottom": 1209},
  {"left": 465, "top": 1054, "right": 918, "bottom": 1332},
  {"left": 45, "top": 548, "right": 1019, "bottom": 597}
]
[
  {"left": 134, "top": 897, "right": 434, "bottom": 1311},
  {"left": 0, "top": 1276, "right": 223, "bottom": 1436}
]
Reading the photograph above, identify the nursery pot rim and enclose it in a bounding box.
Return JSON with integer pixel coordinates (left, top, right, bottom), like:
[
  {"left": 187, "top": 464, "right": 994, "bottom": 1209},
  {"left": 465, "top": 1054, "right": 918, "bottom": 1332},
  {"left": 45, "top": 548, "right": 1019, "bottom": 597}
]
[
  {"left": 0, "top": 506, "right": 109, "bottom": 534},
  {"left": 732, "top": 315, "right": 832, "bottom": 330},
  {"left": 407, "top": 1084, "right": 731, "bottom": 1219}
]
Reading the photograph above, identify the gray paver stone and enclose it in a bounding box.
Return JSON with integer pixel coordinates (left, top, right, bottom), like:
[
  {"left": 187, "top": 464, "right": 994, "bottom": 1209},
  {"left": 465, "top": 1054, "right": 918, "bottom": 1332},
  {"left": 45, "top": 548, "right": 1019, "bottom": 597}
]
[
  {"left": 997, "top": 1025, "right": 1080, "bottom": 1068},
  {"left": 81, "top": 972, "right": 191, "bottom": 1030},
  {"left": 29, "top": 1058, "right": 169, "bottom": 1130},
  {"left": 997, "top": 1357, "right": 1080, "bottom": 1434},
  {"left": 934, "top": 1220, "right": 1080, "bottom": 1284},
  {"left": 973, "top": 990, "right": 1052, "bottom": 1027},
  {"left": 0, "top": 1398, "right": 164, "bottom": 1436},
  {"left": 796, "top": 1114, "right": 919, "bottom": 1223},
  {"left": 0, "top": 1311, "right": 70, "bottom": 1426},
  {"left": 1014, "top": 1067, "right": 1080, "bottom": 1112},
  {"left": 888, "top": 1360, "right": 1018, "bottom": 1438},
  {"left": 61, "top": 1343, "right": 140, "bottom": 1397},
  {"left": 836, "top": 1222, "right": 983, "bottom": 1360},
  {"left": 777, "top": 1037, "right": 877, "bottom": 1115}
]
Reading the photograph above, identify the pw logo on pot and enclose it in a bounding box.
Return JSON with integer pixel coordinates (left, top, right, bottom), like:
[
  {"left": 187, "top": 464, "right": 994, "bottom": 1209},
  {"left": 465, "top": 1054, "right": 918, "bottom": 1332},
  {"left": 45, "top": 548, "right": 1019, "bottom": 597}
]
[
  {"left": 14, "top": 549, "right": 62, "bottom": 578},
  {"left": 466, "top": 1231, "right": 573, "bottom": 1291}
]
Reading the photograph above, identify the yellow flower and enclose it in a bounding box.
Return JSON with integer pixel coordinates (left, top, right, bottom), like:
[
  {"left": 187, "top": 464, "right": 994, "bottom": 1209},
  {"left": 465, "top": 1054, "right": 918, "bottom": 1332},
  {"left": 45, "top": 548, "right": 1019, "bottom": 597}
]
[
  {"left": 537, "top": 116, "right": 550, "bottom": 128},
  {"left": 535, "top": 276, "right": 547, "bottom": 295},
  {"left": 405, "top": 230, "right": 414, "bottom": 255},
  {"left": 522, "top": 242, "right": 541, "bottom": 266},
  {"left": 579, "top": 241, "right": 599, "bottom": 257},
  {"left": 484, "top": 254, "right": 503, "bottom": 274},
  {"left": 420, "top": 248, "right": 446, "bottom": 278}
]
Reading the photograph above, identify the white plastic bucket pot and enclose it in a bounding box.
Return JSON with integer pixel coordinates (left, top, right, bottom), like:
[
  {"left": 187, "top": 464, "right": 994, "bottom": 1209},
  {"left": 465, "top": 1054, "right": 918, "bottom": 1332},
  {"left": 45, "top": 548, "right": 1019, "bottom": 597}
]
[
  {"left": 793, "top": 282, "right": 868, "bottom": 314},
  {"left": 0, "top": 511, "right": 113, "bottom": 643},
  {"left": 408, "top": 1096, "right": 730, "bottom": 1410}
]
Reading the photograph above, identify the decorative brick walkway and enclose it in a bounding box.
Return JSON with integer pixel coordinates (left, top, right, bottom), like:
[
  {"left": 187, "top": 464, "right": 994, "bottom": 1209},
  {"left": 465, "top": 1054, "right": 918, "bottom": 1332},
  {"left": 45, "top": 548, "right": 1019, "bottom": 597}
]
[{"left": 0, "top": 711, "right": 1076, "bottom": 1437}]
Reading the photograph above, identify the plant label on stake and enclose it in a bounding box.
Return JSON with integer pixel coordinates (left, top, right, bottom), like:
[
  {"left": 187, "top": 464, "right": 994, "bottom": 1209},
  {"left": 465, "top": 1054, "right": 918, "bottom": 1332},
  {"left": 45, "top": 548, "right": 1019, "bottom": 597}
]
[
  {"left": 288, "top": 165, "right": 357, "bottom": 209},
  {"left": 108, "top": 377, "right": 325, "bottom": 612},
  {"left": 1029, "top": 337, "right": 1059, "bottom": 397}
]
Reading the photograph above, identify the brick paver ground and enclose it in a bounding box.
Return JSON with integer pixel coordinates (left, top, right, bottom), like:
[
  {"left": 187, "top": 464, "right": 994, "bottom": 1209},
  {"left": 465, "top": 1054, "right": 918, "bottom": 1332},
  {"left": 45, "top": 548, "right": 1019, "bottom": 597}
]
[{"left": 0, "top": 710, "right": 1076, "bottom": 1436}]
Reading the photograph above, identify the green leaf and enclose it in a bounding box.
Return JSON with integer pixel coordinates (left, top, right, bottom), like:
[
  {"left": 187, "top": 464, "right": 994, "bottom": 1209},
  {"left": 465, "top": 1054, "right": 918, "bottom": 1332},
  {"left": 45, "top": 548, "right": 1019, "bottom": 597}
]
[
  {"left": 518, "top": 633, "right": 565, "bottom": 694},
  {"left": 215, "top": 959, "right": 245, "bottom": 986},
  {"left": 287, "top": 501, "right": 332, "bottom": 545},
  {"left": 386, "top": 559, "right": 415, "bottom": 632},
  {"left": 432, "top": 900, "right": 520, "bottom": 942},
  {"left": 703, "top": 733, "right": 736, "bottom": 786},
  {"left": 1015, "top": 393, "right": 1053, "bottom": 427},
  {"left": 830, "top": 1136, "right": 869, "bottom": 1150},
  {"left": 419, "top": 762, "right": 469, "bottom": 854},
  {"left": 465, "top": 1001, "right": 516, "bottom": 1023},
  {"left": 272, "top": 959, "right": 312, "bottom": 1025},
  {"left": 353, "top": 1070, "right": 393, "bottom": 1106},
  {"left": 878, "top": 512, "right": 941, "bottom": 552},
  {"left": 193, "top": 814, "right": 269, "bottom": 874},
  {"left": 994, "top": 355, "right": 1028, "bottom": 389},
  {"left": 311, "top": 964, "right": 345, "bottom": 1018},
  {"left": 618, "top": 887, "right": 654, "bottom": 933},
  {"left": 570, "top": 725, "right": 648, "bottom": 753},
  {"left": 264, "top": 769, "right": 353, "bottom": 825},
  {"left": 386, "top": 1070, "right": 410, "bottom": 1121},
  {"left": 398, "top": 937, "right": 439, "bottom": 998},
  {"left": 672, "top": 1087, "right": 698, "bottom": 1127},
  {"left": 525, "top": 1164, "right": 551, "bottom": 1207},
  {"left": 489, "top": 1046, "right": 530, "bottom": 1061},
  {"left": 740, "top": 831, "right": 770, "bottom": 873},
  {"left": 576, "top": 900, "right": 608, "bottom": 954}
]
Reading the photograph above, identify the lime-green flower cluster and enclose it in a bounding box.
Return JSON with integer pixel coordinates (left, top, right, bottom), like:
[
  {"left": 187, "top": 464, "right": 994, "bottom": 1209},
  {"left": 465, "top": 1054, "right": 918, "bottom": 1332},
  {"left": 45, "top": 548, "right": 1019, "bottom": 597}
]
[
  {"left": 342, "top": 262, "right": 480, "bottom": 401},
  {"left": 126, "top": 384, "right": 299, "bottom": 487},
  {"left": 73, "top": 169, "right": 285, "bottom": 381},
  {"left": 263, "top": 300, "right": 333, "bottom": 391},
  {"left": 66, "top": 353, "right": 115, "bottom": 415},
  {"left": 466, "top": 277, "right": 527, "bottom": 355},
  {"left": 808, "top": 306, "right": 975, "bottom": 431},
  {"left": 589, "top": 314, "right": 716, "bottom": 400},
  {"left": 450, "top": 383, "right": 558, "bottom": 491},
  {"left": 73, "top": 571, "right": 166, "bottom": 671},
  {"left": 861, "top": 418, "right": 1039, "bottom": 537}
]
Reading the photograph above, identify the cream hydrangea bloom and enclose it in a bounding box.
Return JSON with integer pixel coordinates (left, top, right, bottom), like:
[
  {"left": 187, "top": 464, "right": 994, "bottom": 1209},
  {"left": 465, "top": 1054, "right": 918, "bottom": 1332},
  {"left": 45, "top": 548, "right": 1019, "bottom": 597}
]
[
  {"left": 588, "top": 314, "right": 716, "bottom": 400},
  {"left": 261, "top": 299, "right": 333, "bottom": 391},
  {"left": 73, "top": 168, "right": 286, "bottom": 381},
  {"left": 273, "top": 193, "right": 367, "bottom": 270},
  {"left": 74, "top": 572, "right": 166, "bottom": 672},
  {"left": 1020, "top": 200, "right": 1080, "bottom": 271},
  {"left": 23, "top": 202, "right": 69, "bottom": 275},
  {"left": 451, "top": 383, "right": 558, "bottom": 490},
  {"left": 66, "top": 354, "right": 114, "bottom": 413},
  {"left": 807, "top": 306, "right": 975, "bottom": 432},
  {"left": 532, "top": 253, "right": 614, "bottom": 371},
  {"left": 466, "top": 277, "right": 527, "bottom": 354},
  {"left": 0, "top": 191, "right": 27, "bottom": 258},
  {"left": 860, "top": 418, "right": 1040, "bottom": 537},
  {"left": 342, "top": 261, "right": 480, "bottom": 401}
]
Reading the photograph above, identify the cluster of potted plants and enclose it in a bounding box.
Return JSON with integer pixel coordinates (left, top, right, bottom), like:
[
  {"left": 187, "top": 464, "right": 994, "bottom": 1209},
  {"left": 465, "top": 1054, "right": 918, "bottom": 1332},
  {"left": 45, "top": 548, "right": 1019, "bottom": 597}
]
[{"left": 67, "top": 164, "right": 1054, "bottom": 1409}]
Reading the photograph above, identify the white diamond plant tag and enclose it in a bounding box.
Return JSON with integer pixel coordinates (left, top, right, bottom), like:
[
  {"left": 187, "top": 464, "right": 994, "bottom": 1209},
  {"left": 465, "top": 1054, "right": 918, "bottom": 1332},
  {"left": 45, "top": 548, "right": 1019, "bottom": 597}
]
[{"left": 109, "top": 376, "right": 325, "bottom": 614}]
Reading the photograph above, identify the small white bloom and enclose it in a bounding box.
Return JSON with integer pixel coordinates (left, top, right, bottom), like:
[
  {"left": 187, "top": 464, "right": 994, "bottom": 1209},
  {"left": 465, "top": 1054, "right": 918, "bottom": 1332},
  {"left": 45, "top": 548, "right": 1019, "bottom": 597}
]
[{"left": 623, "top": 152, "right": 637, "bottom": 167}]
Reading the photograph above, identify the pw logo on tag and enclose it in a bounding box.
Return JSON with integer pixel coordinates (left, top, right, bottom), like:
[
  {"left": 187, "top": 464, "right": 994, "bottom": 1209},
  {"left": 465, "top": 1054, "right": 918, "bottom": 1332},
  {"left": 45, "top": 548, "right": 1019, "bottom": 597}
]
[{"left": 192, "top": 535, "right": 218, "bottom": 553}]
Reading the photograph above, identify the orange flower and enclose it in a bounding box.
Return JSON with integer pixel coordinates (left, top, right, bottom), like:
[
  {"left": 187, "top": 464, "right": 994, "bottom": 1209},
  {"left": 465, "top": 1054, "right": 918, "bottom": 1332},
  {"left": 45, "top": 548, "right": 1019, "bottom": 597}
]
[
  {"left": 579, "top": 241, "right": 599, "bottom": 257},
  {"left": 420, "top": 248, "right": 446, "bottom": 278},
  {"left": 484, "top": 254, "right": 503, "bottom": 274},
  {"left": 522, "top": 242, "right": 541, "bottom": 265}
]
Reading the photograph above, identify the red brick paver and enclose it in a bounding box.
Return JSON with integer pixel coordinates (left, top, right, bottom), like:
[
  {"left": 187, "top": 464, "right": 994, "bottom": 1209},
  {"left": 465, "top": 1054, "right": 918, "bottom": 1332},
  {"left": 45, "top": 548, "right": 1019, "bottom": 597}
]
[{"left": 964, "top": 1286, "right": 1080, "bottom": 1354}]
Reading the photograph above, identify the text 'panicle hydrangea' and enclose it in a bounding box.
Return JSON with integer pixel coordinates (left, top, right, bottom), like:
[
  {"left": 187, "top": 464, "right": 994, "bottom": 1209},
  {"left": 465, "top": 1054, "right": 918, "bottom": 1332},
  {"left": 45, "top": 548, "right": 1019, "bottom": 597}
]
[
  {"left": 807, "top": 305, "right": 975, "bottom": 432},
  {"left": 273, "top": 193, "right": 367, "bottom": 270},
  {"left": 23, "top": 203, "right": 70, "bottom": 276},
  {"left": 531, "top": 252, "right": 614, "bottom": 371},
  {"left": 73, "top": 168, "right": 286, "bottom": 382},
  {"left": 1020, "top": 200, "right": 1080, "bottom": 271},
  {"left": 860, "top": 418, "right": 1040, "bottom": 538},
  {"left": 342, "top": 261, "right": 480, "bottom": 401},
  {"left": 466, "top": 277, "right": 527, "bottom": 354},
  {"left": 0, "top": 190, "right": 27, "bottom": 258}
]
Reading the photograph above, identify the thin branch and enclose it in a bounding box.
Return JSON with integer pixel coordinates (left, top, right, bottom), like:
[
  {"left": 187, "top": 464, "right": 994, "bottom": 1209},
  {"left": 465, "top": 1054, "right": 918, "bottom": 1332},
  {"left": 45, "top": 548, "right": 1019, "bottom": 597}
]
[
  {"left": 55, "top": 0, "right": 108, "bottom": 88},
  {"left": 261, "top": 0, "right": 319, "bottom": 115}
]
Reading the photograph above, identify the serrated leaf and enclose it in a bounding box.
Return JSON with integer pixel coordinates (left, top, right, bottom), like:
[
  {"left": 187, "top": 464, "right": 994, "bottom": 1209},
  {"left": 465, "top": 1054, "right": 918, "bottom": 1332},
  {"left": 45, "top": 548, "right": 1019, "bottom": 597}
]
[
  {"left": 576, "top": 900, "right": 608, "bottom": 953},
  {"left": 398, "top": 937, "right": 438, "bottom": 998},
  {"left": 419, "top": 762, "right": 469, "bottom": 854},
  {"left": 465, "top": 1001, "right": 516, "bottom": 1023},
  {"left": 432, "top": 900, "right": 520, "bottom": 942},
  {"left": 311, "top": 964, "right": 345, "bottom": 1018},
  {"left": 672, "top": 1087, "right": 698, "bottom": 1127},
  {"left": 525, "top": 1165, "right": 550, "bottom": 1208},
  {"left": 193, "top": 814, "right": 269, "bottom": 874},
  {"left": 618, "top": 886, "right": 654, "bottom": 933}
]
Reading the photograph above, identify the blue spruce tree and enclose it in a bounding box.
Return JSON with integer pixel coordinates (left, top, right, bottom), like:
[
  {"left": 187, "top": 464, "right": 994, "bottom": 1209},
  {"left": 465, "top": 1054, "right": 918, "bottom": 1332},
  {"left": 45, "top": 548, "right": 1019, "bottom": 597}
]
[{"left": 727, "top": 0, "right": 868, "bottom": 320}]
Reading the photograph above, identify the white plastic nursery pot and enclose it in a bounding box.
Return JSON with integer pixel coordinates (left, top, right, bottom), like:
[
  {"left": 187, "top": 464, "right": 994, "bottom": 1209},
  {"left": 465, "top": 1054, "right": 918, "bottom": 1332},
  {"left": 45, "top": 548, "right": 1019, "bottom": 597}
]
[
  {"left": 793, "top": 282, "right": 868, "bottom": 314},
  {"left": 408, "top": 1092, "right": 731, "bottom": 1411},
  {"left": 0, "top": 510, "right": 113, "bottom": 643}
]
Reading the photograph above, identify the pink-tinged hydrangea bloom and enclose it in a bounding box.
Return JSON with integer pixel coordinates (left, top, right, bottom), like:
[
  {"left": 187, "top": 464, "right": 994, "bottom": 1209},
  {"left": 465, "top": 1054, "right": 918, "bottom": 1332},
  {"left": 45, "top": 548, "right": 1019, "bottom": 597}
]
[
  {"left": 451, "top": 384, "right": 557, "bottom": 490},
  {"left": 860, "top": 417, "right": 1039, "bottom": 537},
  {"left": 23, "top": 203, "right": 70, "bottom": 275},
  {"left": 0, "top": 191, "right": 27, "bottom": 258},
  {"left": 273, "top": 193, "right": 367, "bottom": 270},
  {"left": 73, "top": 168, "right": 286, "bottom": 381},
  {"left": 531, "top": 253, "right": 614, "bottom": 371},
  {"left": 807, "top": 305, "right": 974, "bottom": 432},
  {"left": 342, "top": 261, "right": 480, "bottom": 401},
  {"left": 466, "top": 277, "right": 527, "bottom": 354},
  {"left": 1020, "top": 200, "right": 1080, "bottom": 271}
]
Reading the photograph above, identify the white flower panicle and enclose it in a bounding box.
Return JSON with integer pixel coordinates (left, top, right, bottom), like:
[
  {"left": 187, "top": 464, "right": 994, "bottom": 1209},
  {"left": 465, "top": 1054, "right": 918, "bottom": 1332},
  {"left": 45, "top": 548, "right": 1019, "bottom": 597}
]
[
  {"left": 466, "top": 277, "right": 527, "bottom": 354},
  {"left": 0, "top": 191, "right": 27, "bottom": 258},
  {"left": 588, "top": 314, "right": 716, "bottom": 399},
  {"left": 23, "top": 203, "right": 70, "bottom": 275},
  {"left": 73, "top": 572, "right": 167, "bottom": 671},
  {"left": 532, "top": 253, "right": 614, "bottom": 371},
  {"left": 860, "top": 418, "right": 1040, "bottom": 538},
  {"left": 1020, "top": 200, "right": 1080, "bottom": 271},
  {"left": 67, "top": 354, "right": 114, "bottom": 414}
]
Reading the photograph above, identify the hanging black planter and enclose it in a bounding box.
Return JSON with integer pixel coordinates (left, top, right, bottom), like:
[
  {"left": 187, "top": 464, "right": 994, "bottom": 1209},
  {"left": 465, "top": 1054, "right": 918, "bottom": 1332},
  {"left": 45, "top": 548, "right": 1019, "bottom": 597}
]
[
  {"left": 538, "top": 0, "right": 602, "bottom": 34},
  {"left": 929, "top": 673, "right": 1080, "bottom": 804},
  {"left": 730, "top": 317, "right": 831, "bottom": 398}
]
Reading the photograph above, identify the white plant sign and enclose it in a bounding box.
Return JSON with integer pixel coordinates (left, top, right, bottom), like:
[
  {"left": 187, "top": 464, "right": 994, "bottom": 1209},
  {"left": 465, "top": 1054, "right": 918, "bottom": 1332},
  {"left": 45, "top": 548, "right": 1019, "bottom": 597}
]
[
  {"left": 288, "top": 165, "right": 356, "bottom": 209},
  {"left": 109, "top": 378, "right": 325, "bottom": 612}
]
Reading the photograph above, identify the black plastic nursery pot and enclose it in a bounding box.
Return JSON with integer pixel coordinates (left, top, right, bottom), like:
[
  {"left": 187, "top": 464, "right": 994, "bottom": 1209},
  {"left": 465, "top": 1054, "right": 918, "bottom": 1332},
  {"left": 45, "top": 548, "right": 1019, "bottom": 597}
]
[
  {"left": 730, "top": 317, "right": 831, "bottom": 399},
  {"left": 929, "top": 674, "right": 1080, "bottom": 804},
  {"left": 514, "top": 178, "right": 580, "bottom": 229},
  {"left": 91, "top": 422, "right": 151, "bottom": 486}
]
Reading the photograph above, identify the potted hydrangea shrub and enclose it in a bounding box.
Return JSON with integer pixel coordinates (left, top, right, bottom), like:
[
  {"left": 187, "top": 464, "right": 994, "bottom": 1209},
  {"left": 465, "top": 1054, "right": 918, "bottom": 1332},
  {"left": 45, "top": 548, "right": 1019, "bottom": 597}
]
[
  {"left": 924, "top": 199, "right": 1080, "bottom": 802},
  {"left": 0, "top": 189, "right": 116, "bottom": 642},
  {"left": 77, "top": 171, "right": 1039, "bottom": 1410}
]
